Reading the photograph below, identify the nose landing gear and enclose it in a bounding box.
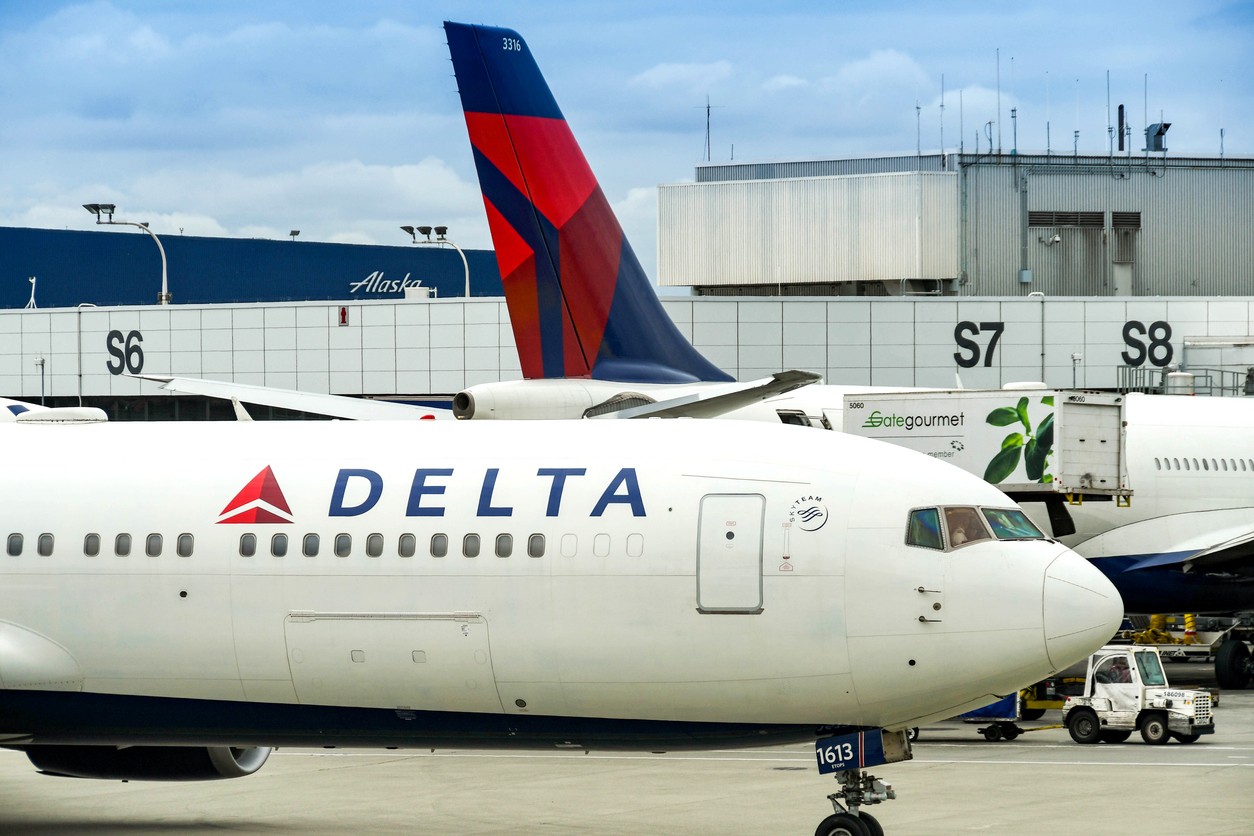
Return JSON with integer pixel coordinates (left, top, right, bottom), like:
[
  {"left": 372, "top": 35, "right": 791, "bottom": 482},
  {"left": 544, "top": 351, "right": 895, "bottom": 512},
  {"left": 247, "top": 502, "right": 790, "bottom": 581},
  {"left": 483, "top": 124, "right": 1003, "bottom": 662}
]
[
  {"left": 816, "top": 769, "right": 894, "bottom": 835},
  {"left": 813, "top": 729, "right": 911, "bottom": 836}
]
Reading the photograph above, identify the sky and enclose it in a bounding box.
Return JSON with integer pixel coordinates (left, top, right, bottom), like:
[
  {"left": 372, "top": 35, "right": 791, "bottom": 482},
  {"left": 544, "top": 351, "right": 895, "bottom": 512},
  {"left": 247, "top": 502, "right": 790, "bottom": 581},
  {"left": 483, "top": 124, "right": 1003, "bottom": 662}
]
[{"left": 1, "top": 1, "right": 1250, "bottom": 283}]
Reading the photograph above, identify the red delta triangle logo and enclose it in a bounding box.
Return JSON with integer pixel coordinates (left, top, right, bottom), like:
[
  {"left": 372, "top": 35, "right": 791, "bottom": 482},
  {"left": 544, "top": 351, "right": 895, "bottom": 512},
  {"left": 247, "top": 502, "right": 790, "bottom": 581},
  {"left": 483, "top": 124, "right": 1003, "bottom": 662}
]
[{"left": 217, "top": 466, "right": 294, "bottom": 524}]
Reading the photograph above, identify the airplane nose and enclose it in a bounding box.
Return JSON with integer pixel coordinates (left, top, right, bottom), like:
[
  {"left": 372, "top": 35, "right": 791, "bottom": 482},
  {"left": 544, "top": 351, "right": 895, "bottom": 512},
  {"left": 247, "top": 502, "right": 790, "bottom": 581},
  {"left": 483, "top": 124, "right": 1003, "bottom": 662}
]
[{"left": 1042, "top": 549, "right": 1124, "bottom": 670}]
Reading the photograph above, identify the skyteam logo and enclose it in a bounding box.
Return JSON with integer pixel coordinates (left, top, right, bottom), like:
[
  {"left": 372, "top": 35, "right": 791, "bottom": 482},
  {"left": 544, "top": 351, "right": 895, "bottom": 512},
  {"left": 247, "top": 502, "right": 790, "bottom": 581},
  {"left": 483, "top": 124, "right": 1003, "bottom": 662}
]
[
  {"left": 218, "top": 466, "right": 294, "bottom": 524},
  {"left": 789, "top": 495, "right": 828, "bottom": 532}
]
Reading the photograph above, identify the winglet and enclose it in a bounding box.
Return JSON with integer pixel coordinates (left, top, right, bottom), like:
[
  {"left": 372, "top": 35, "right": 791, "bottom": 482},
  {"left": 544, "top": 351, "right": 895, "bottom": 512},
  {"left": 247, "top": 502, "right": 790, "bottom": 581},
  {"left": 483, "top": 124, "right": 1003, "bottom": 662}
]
[{"left": 445, "top": 22, "right": 732, "bottom": 384}]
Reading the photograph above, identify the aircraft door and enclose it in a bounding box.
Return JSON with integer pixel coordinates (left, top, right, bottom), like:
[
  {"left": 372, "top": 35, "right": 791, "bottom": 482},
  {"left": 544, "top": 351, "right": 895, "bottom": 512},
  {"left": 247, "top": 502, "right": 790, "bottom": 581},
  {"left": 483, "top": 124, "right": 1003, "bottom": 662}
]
[{"left": 697, "top": 494, "right": 765, "bottom": 613}]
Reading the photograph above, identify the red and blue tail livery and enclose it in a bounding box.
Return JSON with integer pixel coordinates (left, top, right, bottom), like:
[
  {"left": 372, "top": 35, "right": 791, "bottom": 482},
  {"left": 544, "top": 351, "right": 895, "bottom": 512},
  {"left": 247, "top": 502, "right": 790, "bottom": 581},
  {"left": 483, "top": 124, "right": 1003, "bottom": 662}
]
[{"left": 445, "top": 22, "right": 732, "bottom": 384}]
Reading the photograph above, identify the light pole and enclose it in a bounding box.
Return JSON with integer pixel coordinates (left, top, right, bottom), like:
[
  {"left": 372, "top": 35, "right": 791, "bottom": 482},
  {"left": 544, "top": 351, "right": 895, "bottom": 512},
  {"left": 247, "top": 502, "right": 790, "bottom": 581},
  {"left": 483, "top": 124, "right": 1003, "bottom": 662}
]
[
  {"left": 84, "top": 204, "right": 171, "bottom": 304},
  {"left": 401, "top": 224, "right": 470, "bottom": 297}
]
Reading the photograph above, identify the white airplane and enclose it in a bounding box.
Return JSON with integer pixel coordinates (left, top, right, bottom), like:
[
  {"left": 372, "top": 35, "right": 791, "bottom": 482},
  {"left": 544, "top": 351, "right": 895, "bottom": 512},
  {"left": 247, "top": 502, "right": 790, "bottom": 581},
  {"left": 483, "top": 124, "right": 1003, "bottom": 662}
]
[{"left": 0, "top": 414, "right": 1118, "bottom": 834}]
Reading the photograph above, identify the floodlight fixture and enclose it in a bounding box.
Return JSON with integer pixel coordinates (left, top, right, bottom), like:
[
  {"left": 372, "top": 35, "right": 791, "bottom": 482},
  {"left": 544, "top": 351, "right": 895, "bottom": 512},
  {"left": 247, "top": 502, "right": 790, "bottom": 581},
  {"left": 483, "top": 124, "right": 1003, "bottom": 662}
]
[
  {"left": 83, "top": 203, "right": 101, "bottom": 216},
  {"left": 99, "top": 204, "right": 116, "bottom": 216},
  {"left": 434, "top": 225, "right": 448, "bottom": 239},
  {"left": 289, "top": 230, "right": 300, "bottom": 241},
  {"left": 416, "top": 225, "right": 433, "bottom": 239},
  {"left": 400, "top": 225, "right": 415, "bottom": 235},
  {"left": 81, "top": 201, "right": 170, "bottom": 304}
]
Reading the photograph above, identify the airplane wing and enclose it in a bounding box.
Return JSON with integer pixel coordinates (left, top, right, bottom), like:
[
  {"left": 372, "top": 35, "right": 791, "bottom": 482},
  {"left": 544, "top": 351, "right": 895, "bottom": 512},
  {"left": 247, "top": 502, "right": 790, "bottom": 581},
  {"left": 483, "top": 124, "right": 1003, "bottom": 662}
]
[
  {"left": 1074, "top": 509, "right": 1254, "bottom": 573},
  {"left": 593, "top": 371, "right": 822, "bottom": 420},
  {"left": 129, "top": 376, "right": 451, "bottom": 421}
]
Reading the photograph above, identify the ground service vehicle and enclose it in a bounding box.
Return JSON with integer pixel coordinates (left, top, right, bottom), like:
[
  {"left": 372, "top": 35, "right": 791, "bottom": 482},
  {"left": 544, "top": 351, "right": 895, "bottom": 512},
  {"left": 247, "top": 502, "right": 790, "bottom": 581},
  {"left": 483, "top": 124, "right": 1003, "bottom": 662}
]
[{"left": 1063, "top": 645, "right": 1213, "bottom": 744}]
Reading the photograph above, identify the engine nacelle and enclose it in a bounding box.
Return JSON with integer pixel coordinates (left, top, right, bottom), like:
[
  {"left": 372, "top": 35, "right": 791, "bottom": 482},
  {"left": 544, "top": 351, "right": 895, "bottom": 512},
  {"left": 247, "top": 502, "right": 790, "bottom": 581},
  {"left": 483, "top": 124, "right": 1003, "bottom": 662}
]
[{"left": 26, "top": 745, "right": 271, "bottom": 781}]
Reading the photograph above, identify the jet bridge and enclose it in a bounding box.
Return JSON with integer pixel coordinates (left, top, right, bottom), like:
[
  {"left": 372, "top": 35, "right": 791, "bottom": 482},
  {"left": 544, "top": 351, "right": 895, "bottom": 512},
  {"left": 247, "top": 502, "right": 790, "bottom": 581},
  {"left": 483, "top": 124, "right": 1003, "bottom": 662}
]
[{"left": 843, "top": 390, "right": 1130, "bottom": 536}]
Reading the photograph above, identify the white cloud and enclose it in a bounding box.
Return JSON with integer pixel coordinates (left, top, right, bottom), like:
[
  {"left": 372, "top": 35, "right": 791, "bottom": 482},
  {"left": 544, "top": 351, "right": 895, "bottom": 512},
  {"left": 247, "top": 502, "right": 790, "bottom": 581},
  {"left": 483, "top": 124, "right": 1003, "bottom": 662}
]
[
  {"left": 763, "top": 74, "right": 807, "bottom": 92},
  {"left": 612, "top": 186, "right": 658, "bottom": 282},
  {"left": 629, "top": 61, "right": 732, "bottom": 93}
]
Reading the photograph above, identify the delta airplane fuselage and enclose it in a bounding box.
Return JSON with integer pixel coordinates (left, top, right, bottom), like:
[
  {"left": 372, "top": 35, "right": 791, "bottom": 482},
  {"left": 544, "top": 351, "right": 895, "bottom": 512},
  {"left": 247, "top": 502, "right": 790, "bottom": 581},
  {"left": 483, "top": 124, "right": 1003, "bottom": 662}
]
[{"left": 0, "top": 419, "right": 1118, "bottom": 751}]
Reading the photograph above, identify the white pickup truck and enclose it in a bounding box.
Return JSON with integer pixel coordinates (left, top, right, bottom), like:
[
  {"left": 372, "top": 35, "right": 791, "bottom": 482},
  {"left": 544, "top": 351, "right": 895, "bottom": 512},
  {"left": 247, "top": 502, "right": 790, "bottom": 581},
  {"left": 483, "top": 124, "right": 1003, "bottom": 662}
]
[{"left": 1063, "top": 645, "right": 1214, "bottom": 744}]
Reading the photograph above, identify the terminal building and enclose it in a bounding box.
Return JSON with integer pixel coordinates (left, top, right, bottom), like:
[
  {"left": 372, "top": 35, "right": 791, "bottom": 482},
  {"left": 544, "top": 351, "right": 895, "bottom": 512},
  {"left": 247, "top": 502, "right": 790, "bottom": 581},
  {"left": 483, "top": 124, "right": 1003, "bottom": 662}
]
[
  {"left": 2, "top": 149, "right": 1253, "bottom": 418},
  {"left": 657, "top": 152, "right": 1254, "bottom": 298}
]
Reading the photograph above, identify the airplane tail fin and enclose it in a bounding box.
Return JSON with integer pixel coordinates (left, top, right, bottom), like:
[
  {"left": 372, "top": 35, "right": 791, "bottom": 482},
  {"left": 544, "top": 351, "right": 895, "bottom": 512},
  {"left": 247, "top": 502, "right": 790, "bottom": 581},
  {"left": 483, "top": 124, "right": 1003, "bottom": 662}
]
[{"left": 444, "top": 22, "right": 732, "bottom": 383}]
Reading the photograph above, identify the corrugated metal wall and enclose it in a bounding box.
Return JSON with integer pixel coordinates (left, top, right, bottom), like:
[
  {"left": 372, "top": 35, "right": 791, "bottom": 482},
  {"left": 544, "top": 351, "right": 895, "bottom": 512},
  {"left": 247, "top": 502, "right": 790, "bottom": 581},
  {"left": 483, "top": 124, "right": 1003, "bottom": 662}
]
[
  {"left": 658, "top": 172, "right": 959, "bottom": 287},
  {"left": 966, "top": 163, "right": 1254, "bottom": 295},
  {"left": 664, "top": 155, "right": 1254, "bottom": 296}
]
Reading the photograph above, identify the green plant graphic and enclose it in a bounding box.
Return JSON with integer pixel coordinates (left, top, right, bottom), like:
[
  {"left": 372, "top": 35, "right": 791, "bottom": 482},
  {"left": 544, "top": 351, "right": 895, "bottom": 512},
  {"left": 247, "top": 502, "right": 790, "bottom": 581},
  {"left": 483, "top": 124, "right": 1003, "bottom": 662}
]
[{"left": 983, "top": 396, "right": 1054, "bottom": 484}]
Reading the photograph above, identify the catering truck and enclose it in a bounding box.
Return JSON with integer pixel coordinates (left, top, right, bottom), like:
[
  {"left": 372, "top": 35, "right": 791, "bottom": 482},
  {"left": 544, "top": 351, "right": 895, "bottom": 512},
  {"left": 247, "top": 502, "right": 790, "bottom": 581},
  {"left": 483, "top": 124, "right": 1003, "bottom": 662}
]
[{"left": 843, "top": 389, "right": 1130, "bottom": 536}]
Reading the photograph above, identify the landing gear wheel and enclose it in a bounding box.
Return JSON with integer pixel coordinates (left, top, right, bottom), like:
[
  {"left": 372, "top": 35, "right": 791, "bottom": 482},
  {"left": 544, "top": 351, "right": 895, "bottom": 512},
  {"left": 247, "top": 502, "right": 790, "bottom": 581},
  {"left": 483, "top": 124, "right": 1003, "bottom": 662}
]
[
  {"left": 1021, "top": 708, "right": 1047, "bottom": 721},
  {"left": 982, "top": 725, "right": 1003, "bottom": 742},
  {"left": 905, "top": 727, "right": 920, "bottom": 743},
  {"left": 1214, "top": 640, "right": 1251, "bottom": 690},
  {"left": 815, "top": 813, "right": 870, "bottom": 836},
  {"left": 1173, "top": 732, "right": 1201, "bottom": 744},
  {"left": 857, "top": 812, "right": 885, "bottom": 836},
  {"left": 1067, "top": 708, "right": 1101, "bottom": 744},
  {"left": 1140, "top": 713, "right": 1170, "bottom": 745},
  {"left": 1098, "top": 730, "right": 1132, "bottom": 743}
]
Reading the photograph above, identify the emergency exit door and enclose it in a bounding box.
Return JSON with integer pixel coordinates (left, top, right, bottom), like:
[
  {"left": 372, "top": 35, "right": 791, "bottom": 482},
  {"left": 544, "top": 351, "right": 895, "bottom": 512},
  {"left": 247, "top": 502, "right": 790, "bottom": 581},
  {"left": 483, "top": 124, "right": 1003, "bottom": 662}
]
[{"left": 697, "top": 494, "right": 765, "bottom": 613}]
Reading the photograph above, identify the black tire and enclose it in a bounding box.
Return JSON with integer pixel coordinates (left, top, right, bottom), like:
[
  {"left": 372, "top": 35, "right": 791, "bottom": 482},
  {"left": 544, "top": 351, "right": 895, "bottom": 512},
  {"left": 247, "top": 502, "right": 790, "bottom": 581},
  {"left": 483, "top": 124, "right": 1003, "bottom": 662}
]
[
  {"left": 815, "top": 812, "right": 870, "bottom": 836},
  {"left": 1067, "top": 708, "right": 1101, "bottom": 744},
  {"left": 1001, "top": 725, "right": 1021, "bottom": 741},
  {"left": 1098, "top": 730, "right": 1132, "bottom": 743},
  {"left": 1021, "top": 708, "right": 1047, "bottom": 721},
  {"left": 858, "top": 812, "right": 885, "bottom": 836},
  {"left": 982, "top": 726, "right": 1003, "bottom": 741},
  {"left": 1214, "top": 641, "right": 1251, "bottom": 690},
  {"left": 1140, "top": 713, "right": 1170, "bottom": 745},
  {"left": 906, "top": 727, "right": 920, "bottom": 743},
  {"left": 1173, "top": 733, "right": 1201, "bottom": 744}
]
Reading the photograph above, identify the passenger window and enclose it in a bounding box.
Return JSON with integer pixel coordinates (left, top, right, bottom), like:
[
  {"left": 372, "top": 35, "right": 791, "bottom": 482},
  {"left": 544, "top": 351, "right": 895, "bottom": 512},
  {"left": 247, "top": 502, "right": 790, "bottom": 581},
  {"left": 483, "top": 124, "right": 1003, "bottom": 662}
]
[
  {"left": 528, "top": 534, "right": 545, "bottom": 557},
  {"left": 7, "top": 534, "right": 22, "bottom": 556},
  {"left": 146, "top": 534, "right": 162, "bottom": 557},
  {"left": 982, "top": 508, "right": 1045, "bottom": 540},
  {"left": 463, "top": 534, "right": 480, "bottom": 558},
  {"left": 1183, "top": 459, "right": 1190, "bottom": 471},
  {"left": 272, "top": 533, "right": 288, "bottom": 557},
  {"left": 906, "top": 508, "right": 944, "bottom": 550},
  {"left": 335, "top": 534, "right": 351, "bottom": 558},
  {"left": 398, "top": 533, "right": 416, "bottom": 557},
  {"left": 430, "top": 534, "right": 448, "bottom": 557},
  {"left": 1193, "top": 458, "right": 1200, "bottom": 470},
  {"left": 304, "top": 534, "right": 320, "bottom": 557},
  {"left": 495, "top": 534, "right": 513, "bottom": 557},
  {"left": 38, "top": 534, "right": 54, "bottom": 557},
  {"left": 240, "top": 533, "right": 257, "bottom": 557},
  {"left": 116, "top": 534, "right": 131, "bottom": 556},
  {"left": 1222, "top": 459, "right": 1229, "bottom": 471},
  {"left": 84, "top": 533, "right": 100, "bottom": 556},
  {"left": 626, "top": 533, "right": 644, "bottom": 557},
  {"left": 177, "top": 534, "right": 194, "bottom": 557},
  {"left": 594, "top": 534, "right": 610, "bottom": 557},
  {"left": 1243, "top": 460, "right": 1249, "bottom": 472},
  {"left": 561, "top": 534, "right": 577, "bottom": 557},
  {"left": 1154, "top": 457, "right": 1160, "bottom": 470},
  {"left": 366, "top": 533, "right": 383, "bottom": 558},
  {"left": 944, "top": 507, "right": 991, "bottom": 547},
  {"left": 1174, "top": 458, "right": 1181, "bottom": 470},
  {"left": 1212, "top": 458, "right": 1218, "bottom": 471},
  {"left": 1203, "top": 459, "right": 1209, "bottom": 471}
]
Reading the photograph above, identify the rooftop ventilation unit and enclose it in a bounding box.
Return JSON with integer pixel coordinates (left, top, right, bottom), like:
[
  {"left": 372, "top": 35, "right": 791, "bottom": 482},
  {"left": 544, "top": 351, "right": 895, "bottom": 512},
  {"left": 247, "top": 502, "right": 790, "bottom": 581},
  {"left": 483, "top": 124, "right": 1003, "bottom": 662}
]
[{"left": 1144, "top": 122, "right": 1170, "bottom": 152}]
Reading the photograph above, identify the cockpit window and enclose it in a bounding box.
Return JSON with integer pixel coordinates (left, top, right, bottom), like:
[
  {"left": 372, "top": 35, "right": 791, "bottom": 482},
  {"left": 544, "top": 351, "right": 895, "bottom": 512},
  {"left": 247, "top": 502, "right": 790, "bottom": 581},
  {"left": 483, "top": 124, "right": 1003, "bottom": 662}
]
[
  {"left": 906, "top": 508, "right": 944, "bottom": 550},
  {"left": 944, "top": 507, "right": 991, "bottom": 547},
  {"left": 982, "top": 508, "right": 1046, "bottom": 540}
]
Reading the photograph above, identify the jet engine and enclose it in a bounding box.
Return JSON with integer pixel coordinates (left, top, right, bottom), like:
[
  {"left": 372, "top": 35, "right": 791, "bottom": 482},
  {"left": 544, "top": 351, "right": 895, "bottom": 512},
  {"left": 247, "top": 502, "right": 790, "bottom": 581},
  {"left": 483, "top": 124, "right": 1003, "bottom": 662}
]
[{"left": 24, "top": 745, "right": 271, "bottom": 781}]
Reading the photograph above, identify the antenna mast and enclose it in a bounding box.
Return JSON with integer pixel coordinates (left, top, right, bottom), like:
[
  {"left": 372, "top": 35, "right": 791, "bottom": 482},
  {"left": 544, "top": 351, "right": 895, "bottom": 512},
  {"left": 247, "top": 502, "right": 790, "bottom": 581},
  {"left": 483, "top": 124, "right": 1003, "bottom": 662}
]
[{"left": 996, "top": 48, "right": 1002, "bottom": 155}]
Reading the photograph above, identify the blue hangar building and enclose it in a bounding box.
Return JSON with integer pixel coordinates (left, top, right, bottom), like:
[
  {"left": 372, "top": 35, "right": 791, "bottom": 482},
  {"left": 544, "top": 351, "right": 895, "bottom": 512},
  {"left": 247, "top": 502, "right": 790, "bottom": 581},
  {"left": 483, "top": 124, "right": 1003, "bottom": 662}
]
[{"left": 1, "top": 225, "right": 503, "bottom": 309}]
